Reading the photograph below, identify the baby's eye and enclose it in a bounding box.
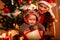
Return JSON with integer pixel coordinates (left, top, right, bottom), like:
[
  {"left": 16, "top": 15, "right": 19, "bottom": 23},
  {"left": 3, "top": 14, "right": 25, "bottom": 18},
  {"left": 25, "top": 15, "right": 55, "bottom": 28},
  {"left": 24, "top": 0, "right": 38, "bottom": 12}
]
[
  {"left": 33, "top": 19, "right": 36, "bottom": 21},
  {"left": 40, "top": 5, "right": 43, "bottom": 7},
  {"left": 29, "top": 19, "right": 32, "bottom": 20},
  {"left": 44, "top": 7, "right": 47, "bottom": 9}
]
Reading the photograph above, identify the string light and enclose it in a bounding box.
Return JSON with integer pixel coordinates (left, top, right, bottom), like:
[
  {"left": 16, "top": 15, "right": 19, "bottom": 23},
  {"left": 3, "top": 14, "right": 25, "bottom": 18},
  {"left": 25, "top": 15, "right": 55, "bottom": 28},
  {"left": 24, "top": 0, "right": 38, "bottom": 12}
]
[{"left": 11, "top": 0, "right": 14, "bottom": 5}]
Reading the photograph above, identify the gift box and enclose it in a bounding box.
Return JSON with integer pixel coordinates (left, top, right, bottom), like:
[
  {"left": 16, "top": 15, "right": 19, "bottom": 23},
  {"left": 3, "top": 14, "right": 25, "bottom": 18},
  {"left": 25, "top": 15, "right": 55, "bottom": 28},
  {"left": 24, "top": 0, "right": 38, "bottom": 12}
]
[{"left": 25, "top": 30, "right": 43, "bottom": 40}]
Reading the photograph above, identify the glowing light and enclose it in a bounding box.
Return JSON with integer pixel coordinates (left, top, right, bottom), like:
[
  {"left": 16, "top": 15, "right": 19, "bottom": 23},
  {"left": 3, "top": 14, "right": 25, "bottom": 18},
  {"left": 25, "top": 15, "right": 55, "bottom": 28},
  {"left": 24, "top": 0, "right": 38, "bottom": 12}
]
[
  {"left": 59, "top": 6, "right": 60, "bottom": 9},
  {"left": 2, "top": 33, "right": 6, "bottom": 38}
]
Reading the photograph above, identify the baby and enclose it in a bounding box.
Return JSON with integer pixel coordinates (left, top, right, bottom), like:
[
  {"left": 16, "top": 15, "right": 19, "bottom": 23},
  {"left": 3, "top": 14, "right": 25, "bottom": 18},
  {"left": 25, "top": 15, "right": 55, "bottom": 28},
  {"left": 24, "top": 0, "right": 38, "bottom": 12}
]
[{"left": 19, "top": 11, "right": 45, "bottom": 40}]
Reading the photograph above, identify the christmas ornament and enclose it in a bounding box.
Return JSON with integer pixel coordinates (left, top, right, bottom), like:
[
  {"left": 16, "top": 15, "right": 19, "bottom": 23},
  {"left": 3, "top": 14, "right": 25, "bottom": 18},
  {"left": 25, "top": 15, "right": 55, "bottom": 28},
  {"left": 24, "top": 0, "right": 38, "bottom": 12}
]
[
  {"left": 18, "top": 0, "right": 22, "bottom": 4},
  {"left": 4, "top": 6, "right": 10, "bottom": 13},
  {"left": 26, "top": 0, "right": 31, "bottom": 4}
]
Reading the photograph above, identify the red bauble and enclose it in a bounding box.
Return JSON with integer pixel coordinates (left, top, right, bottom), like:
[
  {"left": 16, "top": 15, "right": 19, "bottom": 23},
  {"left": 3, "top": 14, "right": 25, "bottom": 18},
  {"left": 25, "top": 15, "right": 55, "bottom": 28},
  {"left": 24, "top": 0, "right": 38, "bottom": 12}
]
[
  {"left": 4, "top": 7, "right": 10, "bottom": 13},
  {"left": 18, "top": 0, "right": 22, "bottom": 4},
  {"left": 26, "top": 0, "right": 31, "bottom": 4}
]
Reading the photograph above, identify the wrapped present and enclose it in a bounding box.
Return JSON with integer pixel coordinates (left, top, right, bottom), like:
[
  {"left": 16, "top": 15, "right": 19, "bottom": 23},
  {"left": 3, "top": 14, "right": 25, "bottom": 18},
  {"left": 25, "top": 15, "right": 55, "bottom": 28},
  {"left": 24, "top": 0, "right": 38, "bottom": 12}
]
[{"left": 24, "top": 30, "right": 43, "bottom": 40}]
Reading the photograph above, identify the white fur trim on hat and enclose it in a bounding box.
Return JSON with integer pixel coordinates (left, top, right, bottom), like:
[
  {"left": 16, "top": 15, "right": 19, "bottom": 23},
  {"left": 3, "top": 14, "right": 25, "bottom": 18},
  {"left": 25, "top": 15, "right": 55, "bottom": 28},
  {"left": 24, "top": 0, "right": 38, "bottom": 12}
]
[
  {"left": 38, "top": 1, "right": 52, "bottom": 8},
  {"left": 49, "top": 9, "right": 55, "bottom": 18}
]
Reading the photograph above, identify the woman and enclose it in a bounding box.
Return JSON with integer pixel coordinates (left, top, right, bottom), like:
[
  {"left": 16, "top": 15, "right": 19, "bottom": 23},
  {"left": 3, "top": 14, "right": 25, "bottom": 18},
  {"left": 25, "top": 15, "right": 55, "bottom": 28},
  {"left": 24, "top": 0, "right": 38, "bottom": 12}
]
[{"left": 37, "top": 1, "right": 56, "bottom": 40}]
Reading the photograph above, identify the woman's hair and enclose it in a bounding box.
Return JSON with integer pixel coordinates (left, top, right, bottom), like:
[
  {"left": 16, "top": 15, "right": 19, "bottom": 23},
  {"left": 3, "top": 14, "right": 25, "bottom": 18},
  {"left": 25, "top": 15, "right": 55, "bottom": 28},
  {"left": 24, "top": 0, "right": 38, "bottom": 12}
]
[{"left": 43, "top": 12, "right": 54, "bottom": 30}]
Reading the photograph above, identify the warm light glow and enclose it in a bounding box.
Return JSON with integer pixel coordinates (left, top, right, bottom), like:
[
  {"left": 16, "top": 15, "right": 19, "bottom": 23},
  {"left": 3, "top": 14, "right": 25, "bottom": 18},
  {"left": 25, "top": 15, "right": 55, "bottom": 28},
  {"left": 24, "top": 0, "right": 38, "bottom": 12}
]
[
  {"left": 59, "top": 6, "right": 60, "bottom": 9},
  {"left": 2, "top": 33, "right": 6, "bottom": 38},
  {"left": 8, "top": 31, "right": 11, "bottom": 35}
]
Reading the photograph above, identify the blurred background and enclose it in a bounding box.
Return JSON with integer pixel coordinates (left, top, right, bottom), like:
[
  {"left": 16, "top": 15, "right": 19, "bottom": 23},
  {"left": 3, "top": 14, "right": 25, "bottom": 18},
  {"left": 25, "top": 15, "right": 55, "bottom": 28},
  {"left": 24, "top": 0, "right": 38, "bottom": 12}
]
[{"left": 0, "top": 0, "right": 60, "bottom": 40}]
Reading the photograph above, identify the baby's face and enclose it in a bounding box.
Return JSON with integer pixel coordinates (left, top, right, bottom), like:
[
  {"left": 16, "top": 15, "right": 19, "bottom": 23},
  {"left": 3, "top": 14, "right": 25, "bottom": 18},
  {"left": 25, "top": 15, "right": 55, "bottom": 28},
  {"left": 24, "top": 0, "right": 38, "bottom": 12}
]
[
  {"left": 28, "top": 14, "right": 36, "bottom": 26},
  {"left": 38, "top": 3, "right": 49, "bottom": 14}
]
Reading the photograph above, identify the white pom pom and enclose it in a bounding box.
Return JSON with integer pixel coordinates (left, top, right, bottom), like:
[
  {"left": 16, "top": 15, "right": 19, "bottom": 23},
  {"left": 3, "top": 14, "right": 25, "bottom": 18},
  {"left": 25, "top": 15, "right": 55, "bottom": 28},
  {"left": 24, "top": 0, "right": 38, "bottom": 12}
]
[{"left": 51, "top": 3, "right": 56, "bottom": 7}]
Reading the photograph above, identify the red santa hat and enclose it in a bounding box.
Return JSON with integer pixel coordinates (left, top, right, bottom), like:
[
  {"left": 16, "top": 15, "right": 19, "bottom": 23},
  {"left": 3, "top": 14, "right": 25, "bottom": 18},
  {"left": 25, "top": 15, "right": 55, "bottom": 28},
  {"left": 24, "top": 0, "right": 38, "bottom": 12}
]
[
  {"left": 45, "top": 0, "right": 56, "bottom": 7},
  {"left": 38, "top": 0, "right": 55, "bottom": 18},
  {"left": 38, "top": 0, "right": 56, "bottom": 7},
  {"left": 38, "top": 1, "right": 52, "bottom": 8}
]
